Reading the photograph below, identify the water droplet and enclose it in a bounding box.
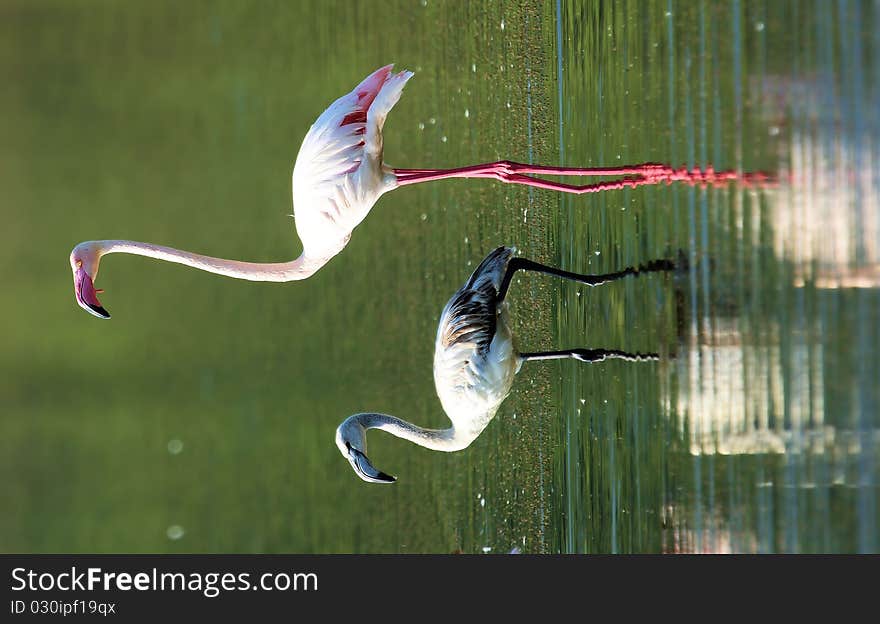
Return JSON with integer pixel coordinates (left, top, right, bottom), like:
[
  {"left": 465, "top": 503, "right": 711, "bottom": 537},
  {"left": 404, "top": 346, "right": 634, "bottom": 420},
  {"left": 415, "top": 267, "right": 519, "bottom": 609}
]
[
  {"left": 166, "top": 525, "right": 184, "bottom": 540},
  {"left": 167, "top": 439, "right": 183, "bottom": 455}
]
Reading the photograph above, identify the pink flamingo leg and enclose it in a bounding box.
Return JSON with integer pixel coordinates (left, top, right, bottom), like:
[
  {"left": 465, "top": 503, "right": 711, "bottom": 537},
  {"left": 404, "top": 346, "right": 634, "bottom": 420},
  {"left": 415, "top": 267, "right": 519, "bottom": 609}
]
[
  {"left": 396, "top": 170, "right": 659, "bottom": 193},
  {"left": 393, "top": 160, "right": 668, "bottom": 180},
  {"left": 393, "top": 161, "right": 775, "bottom": 191},
  {"left": 493, "top": 173, "right": 670, "bottom": 194}
]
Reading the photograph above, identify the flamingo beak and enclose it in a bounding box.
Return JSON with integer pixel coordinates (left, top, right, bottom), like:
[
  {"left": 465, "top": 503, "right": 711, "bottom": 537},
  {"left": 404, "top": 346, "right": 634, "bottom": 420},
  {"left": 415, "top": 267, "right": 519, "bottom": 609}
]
[
  {"left": 347, "top": 446, "right": 396, "bottom": 484},
  {"left": 74, "top": 267, "right": 111, "bottom": 319}
]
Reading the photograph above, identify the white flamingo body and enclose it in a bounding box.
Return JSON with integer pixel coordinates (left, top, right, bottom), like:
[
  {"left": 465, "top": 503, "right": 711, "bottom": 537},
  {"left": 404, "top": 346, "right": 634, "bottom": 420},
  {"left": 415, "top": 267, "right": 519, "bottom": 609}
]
[{"left": 291, "top": 65, "right": 412, "bottom": 260}]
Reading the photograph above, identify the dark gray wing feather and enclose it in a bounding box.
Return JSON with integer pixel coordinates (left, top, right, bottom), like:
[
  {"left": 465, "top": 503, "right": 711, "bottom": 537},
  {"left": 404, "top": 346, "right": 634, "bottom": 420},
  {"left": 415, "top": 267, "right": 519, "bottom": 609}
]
[{"left": 438, "top": 247, "right": 513, "bottom": 355}]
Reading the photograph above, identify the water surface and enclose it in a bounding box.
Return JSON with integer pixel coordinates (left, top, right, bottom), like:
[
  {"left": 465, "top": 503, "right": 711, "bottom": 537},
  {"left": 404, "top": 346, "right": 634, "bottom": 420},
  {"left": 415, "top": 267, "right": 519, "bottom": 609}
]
[{"left": 1, "top": 0, "right": 877, "bottom": 553}]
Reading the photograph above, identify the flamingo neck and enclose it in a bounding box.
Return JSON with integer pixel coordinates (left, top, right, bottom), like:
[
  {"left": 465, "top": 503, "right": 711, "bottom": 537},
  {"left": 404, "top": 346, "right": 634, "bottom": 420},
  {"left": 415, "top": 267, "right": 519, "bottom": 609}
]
[
  {"left": 92, "top": 240, "right": 328, "bottom": 282},
  {"left": 357, "top": 412, "right": 475, "bottom": 452}
]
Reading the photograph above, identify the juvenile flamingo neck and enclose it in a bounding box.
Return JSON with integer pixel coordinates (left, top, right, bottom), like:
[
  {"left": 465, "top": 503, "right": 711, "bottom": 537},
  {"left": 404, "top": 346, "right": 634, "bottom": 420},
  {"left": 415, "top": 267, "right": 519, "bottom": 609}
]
[
  {"left": 357, "top": 412, "right": 475, "bottom": 452},
  {"left": 93, "top": 240, "right": 327, "bottom": 282}
]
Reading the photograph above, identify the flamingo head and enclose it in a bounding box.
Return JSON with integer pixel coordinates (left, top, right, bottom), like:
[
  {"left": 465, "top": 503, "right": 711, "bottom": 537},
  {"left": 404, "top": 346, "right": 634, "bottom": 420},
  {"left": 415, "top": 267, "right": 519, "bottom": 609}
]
[
  {"left": 336, "top": 415, "right": 396, "bottom": 484},
  {"left": 70, "top": 243, "right": 110, "bottom": 319}
]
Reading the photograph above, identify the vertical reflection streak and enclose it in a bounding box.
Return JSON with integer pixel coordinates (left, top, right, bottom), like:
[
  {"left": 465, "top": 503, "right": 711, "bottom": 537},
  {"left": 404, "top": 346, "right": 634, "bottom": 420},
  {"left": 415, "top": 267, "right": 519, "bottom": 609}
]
[{"left": 699, "top": 0, "right": 717, "bottom": 551}]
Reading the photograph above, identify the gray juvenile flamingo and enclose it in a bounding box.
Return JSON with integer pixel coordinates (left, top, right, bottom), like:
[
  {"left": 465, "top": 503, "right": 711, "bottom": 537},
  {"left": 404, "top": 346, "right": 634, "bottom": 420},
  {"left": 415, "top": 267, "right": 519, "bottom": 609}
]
[{"left": 336, "top": 246, "right": 675, "bottom": 483}]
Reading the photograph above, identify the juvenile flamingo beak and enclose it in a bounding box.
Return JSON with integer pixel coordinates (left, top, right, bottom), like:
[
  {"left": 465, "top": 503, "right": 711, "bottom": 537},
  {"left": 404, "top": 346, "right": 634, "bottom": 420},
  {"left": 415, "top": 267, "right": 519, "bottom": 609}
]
[
  {"left": 74, "top": 267, "right": 111, "bottom": 319},
  {"left": 347, "top": 446, "right": 396, "bottom": 484}
]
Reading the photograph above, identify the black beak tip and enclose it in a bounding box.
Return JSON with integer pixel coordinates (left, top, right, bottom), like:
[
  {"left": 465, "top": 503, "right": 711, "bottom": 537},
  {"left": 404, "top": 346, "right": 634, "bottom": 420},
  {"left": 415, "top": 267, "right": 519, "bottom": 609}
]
[
  {"left": 349, "top": 447, "right": 397, "bottom": 484},
  {"left": 89, "top": 304, "right": 111, "bottom": 319},
  {"left": 377, "top": 472, "right": 397, "bottom": 484}
]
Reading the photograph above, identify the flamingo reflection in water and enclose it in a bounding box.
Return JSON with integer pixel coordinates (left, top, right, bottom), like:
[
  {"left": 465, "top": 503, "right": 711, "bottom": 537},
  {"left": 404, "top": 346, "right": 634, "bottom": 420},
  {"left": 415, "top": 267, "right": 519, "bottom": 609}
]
[
  {"left": 69, "top": 64, "right": 767, "bottom": 320},
  {"left": 336, "top": 246, "right": 677, "bottom": 483}
]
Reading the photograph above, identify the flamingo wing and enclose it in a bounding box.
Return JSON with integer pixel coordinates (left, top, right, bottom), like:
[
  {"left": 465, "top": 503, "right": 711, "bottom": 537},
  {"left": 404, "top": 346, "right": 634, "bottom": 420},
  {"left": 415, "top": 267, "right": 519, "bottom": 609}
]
[
  {"left": 434, "top": 247, "right": 516, "bottom": 402},
  {"left": 291, "top": 65, "right": 414, "bottom": 256},
  {"left": 438, "top": 283, "right": 497, "bottom": 356},
  {"left": 292, "top": 66, "right": 391, "bottom": 198}
]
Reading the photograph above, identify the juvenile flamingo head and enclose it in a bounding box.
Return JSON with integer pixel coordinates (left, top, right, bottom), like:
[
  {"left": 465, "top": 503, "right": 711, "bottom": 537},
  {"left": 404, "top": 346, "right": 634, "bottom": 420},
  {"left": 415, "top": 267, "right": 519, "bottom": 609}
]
[
  {"left": 336, "top": 415, "right": 396, "bottom": 484},
  {"left": 70, "top": 243, "right": 110, "bottom": 319}
]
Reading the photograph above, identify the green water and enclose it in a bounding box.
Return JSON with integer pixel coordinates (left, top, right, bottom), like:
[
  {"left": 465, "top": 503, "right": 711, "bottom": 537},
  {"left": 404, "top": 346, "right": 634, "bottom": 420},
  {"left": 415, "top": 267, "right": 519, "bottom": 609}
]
[{"left": 2, "top": 0, "right": 878, "bottom": 553}]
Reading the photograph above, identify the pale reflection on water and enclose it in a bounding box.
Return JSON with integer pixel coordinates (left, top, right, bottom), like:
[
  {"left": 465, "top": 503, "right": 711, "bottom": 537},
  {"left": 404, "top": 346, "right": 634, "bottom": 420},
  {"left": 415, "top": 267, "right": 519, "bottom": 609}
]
[
  {"left": 675, "top": 317, "right": 879, "bottom": 469},
  {"left": 764, "top": 77, "right": 880, "bottom": 289},
  {"left": 553, "top": 0, "right": 878, "bottom": 553},
  {"left": 667, "top": 15, "right": 880, "bottom": 549}
]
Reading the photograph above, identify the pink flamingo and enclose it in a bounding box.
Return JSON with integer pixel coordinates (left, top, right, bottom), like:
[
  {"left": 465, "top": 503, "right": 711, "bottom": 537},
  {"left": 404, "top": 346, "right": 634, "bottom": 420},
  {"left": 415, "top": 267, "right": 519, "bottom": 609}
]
[{"left": 70, "top": 64, "right": 769, "bottom": 319}]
